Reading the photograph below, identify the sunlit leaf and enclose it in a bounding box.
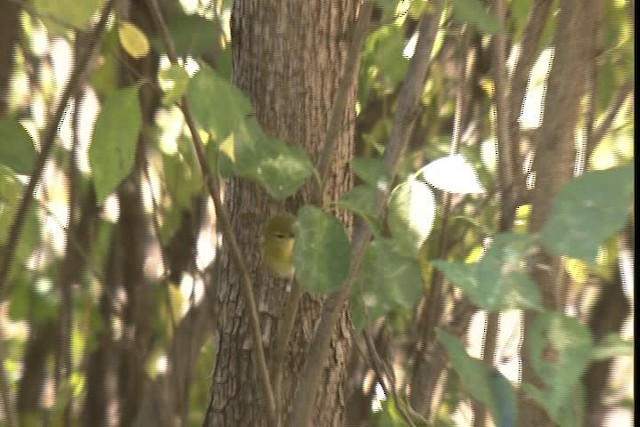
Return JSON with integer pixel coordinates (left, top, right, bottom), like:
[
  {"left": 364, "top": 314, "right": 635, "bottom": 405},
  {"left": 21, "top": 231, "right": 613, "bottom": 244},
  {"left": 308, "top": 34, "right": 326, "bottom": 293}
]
[
  {"left": 118, "top": 21, "right": 150, "bottom": 59},
  {"left": 419, "top": 154, "right": 485, "bottom": 194},
  {"left": 89, "top": 85, "right": 141, "bottom": 202},
  {"left": 388, "top": 177, "right": 436, "bottom": 257},
  {"left": 294, "top": 207, "right": 351, "bottom": 294},
  {"left": 0, "top": 168, "right": 40, "bottom": 281}
]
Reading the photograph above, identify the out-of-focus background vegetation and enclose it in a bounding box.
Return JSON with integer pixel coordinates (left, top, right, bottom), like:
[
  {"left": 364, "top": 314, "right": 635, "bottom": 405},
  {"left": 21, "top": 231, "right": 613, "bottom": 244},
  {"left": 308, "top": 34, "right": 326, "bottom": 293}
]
[{"left": 0, "top": 0, "right": 633, "bottom": 425}]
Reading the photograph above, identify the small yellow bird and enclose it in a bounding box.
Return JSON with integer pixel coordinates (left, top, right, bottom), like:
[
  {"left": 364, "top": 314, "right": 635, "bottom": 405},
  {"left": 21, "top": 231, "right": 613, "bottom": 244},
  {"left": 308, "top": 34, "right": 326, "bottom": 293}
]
[{"left": 260, "top": 213, "right": 297, "bottom": 278}]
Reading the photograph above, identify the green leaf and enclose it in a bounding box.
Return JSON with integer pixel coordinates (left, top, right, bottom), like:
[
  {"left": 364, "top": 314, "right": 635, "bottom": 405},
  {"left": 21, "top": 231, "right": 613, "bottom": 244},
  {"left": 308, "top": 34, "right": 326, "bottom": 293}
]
[
  {"left": 154, "top": 14, "right": 222, "bottom": 57},
  {"left": 388, "top": 177, "right": 436, "bottom": 257},
  {"left": 540, "top": 164, "right": 633, "bottom": 262},
  {"left": 250, "top": 140, "right": 314, "bottom": 199},
  {"left": 221, "top": 118, "right": 314, "bottom": 199},
  {"left": 357, "top": 238, "right": 423, "bottom": 305},
  {"left": 9, "top": 276, "right": 58, "bottom": 324},
  {"left": 437, "top": 330, "right": 499, "bottom": 422},
  {"left": 187, "top": 64, "right": 253, "bottom": 142},
  {"left": 489, "top": 368, "right": 518, "bottom": 427},
  {"left": 592, "top": 334, "right": 633, "bottom": 360},
  {"left": 89, "top": 85, "right": 141, "bottom": 203},
  {"left": 159, "top": 64, "right": 190, "bottom": 106},
  {"left": 0, "top": 119, "right": 36, "bottom": 175},
  {"left": 450, "top": 0, "right": 503, "bottom": 35},
  {"left": 523, "top": 313, "right": 594, "bottom": 422},
  {"left": 432, "top": 260, "right": 481, "bottom": 298},
  {"left": 372, "top": 25, "right": 410, "bottom": 87},
  {"left": 349, "top": 288, "right": 390, "bottom": 333},
  {"left": 294, "top": 206, "right": 351, "bottom": 294},
  {"left": 337, "top": 185, "right": 379, "bottom": 224},
  {"left": 433, "top": 235, "right": 543, "bottom": 311},
  {"left": 32, "top": 0, "right": 104, "bottom": 33},
  {"left": 0, "top": 167, "right": 40, "bottom": 269},
  {"left": 477, "top": 233, "right": 543, "bottom": 311},
  {"left": 351, "top": 157, "right": 390, "bottom": 191}
]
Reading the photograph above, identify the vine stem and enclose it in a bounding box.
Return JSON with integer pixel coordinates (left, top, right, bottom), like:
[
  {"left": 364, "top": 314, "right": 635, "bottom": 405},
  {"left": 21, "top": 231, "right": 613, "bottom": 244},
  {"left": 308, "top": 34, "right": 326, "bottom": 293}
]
[{"left": 143, "top": 0, "right": 278, "bottom": 424}]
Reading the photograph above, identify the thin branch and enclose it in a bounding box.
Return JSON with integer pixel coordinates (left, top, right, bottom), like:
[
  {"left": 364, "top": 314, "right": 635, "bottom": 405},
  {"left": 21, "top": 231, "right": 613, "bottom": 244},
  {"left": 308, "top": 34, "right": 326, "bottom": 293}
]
[
  {"left": 587, "top": 80, "right": 633, "bottom": 159},
  {"left": 473, "top": 1, "right": 514, "bottom": 425},
  {"left": 491, "top": 0, "right": 515, "bottom": 200},
  {"left": 362, "top": 328, "right": 417, "bottom": 427},
  {"left": 315, "top": 0, "right": 375, "bottom": 198},
  {"left": 270, "top": 278, "right": 300, "bottom": 413},
  {"left": 142, "top": 0, "right": 278, "bottom": 424},
  {"left": 290, "top": 4, "right": 445, "bottom": 425},
  {"left": 508, "top": 0, "right": 553, "bottom": 149},
  {"left": 0, "top": 3, "right": 115, "bottom": 425},
  {"left": 409, "top": 25, "right": 472, "bottom": 416}
]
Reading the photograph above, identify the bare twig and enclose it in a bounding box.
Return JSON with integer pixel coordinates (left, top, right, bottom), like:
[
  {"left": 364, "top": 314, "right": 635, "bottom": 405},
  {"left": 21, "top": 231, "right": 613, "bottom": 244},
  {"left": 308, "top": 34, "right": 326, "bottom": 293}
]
[
  {"left": 142, "top": 0, "right": 278, "bottom": 424},
  {"left": 409, "top": 25, "right": 472, "bottom": 417},
  {"left": 473, "top": 1, "right": 514, "bottom": 425},
  {"left": 362, "top": 329, "right": 417, "bottom": 427},
  {"left": 270, "top": 278, "right": 301, "bottom": 407},
  {"left": 508, "top": 0, "right": 553, "bottom": 148},
  {"left": 315, "top": 0, "right": 375, "bottom": 196},
  {"left": 491, "top": 0, "right": 515, "bottom": 201},
  {"left": 587, "top": 80, "right": 634, "bottom": 159},
  {"left": 0, "top": 2, "right": 115, "bottom": 425},
  {"left": 290, "top": 4, "right": 445, "bottom": 425}
]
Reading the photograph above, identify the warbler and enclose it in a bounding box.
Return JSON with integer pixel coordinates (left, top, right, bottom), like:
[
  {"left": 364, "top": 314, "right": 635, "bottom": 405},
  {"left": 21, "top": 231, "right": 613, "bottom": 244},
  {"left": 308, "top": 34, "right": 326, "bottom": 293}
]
[{"left": 260, "top": 213, "right": 297, "bottom": 278}]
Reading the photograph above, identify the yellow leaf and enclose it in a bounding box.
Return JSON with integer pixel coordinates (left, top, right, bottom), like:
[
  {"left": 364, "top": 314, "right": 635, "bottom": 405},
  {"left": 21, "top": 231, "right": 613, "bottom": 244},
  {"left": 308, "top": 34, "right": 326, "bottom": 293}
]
[
  {"left": 118, "top": 21, "right": 150, "bottom": 59},
  {"left": 219, "top": 134, "right": 236, "bottom": 162},
  {"left": 565, "top": 258, "right": 589, "bottom": 284}
]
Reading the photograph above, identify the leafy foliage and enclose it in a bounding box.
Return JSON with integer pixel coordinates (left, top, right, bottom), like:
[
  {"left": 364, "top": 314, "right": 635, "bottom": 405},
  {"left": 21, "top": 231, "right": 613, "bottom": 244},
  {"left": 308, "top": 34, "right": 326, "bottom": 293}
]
[
  {"left": 89, "top": 85, "right": 142, "bottom": 202},
  {"left": 539, "top": 164, "right": 634, "bottom": 261},
  {"left": 0, "top": 118, "right": 36, "bottom": 175},
  {"left": 438, "top": 329, "right": 517, "bottom": 427},
  {"left": 294, "top": 206, "right": 351, "bottom": 294},
  {"left": 0, "top": 0, "right": 633, "bottom": 425}
]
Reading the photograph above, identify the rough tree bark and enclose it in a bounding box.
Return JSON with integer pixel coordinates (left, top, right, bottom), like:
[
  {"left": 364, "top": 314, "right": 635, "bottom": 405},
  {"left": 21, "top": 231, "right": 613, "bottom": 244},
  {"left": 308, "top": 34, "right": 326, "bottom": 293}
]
[{"left": 204, "top": 1, "right": 359, "bottom": 425}]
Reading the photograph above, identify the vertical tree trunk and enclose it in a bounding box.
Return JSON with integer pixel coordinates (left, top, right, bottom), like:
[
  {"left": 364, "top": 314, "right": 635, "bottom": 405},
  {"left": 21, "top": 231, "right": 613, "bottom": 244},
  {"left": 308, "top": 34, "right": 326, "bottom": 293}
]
[
  {"left": 520, "top": 0, "right": 596, "bottom": 425},
  {"left": 205, "top": 1, "right": 359, "bottom": 425}
]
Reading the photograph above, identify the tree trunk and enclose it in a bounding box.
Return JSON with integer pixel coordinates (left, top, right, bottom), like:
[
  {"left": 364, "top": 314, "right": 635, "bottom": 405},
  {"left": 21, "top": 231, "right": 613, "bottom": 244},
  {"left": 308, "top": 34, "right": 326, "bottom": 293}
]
[
  {"left": 519, "top": 0, "right": 596, "bottom": 425},
  {"left": 204, "top": 1, "right": 359, "bottom": 425}
]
